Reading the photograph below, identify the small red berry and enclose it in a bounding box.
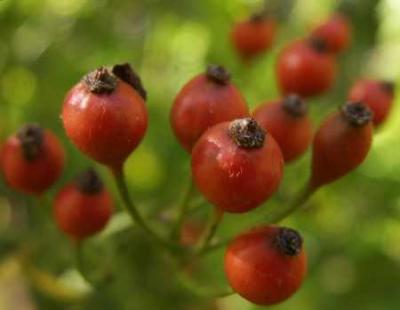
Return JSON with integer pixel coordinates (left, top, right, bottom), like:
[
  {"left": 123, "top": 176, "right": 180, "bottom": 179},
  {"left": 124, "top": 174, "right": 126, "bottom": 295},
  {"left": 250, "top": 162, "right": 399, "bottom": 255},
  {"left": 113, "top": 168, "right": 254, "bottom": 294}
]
[
  {"left": 276, "top": 39, "right": 336, "bottom": 98},
  {"left": 54, "top": 169, "right": 113, "bottom": 240},
  {"left": 62, "top": 64, "right": 148, "bottom": 173},
  {"left": 231, "top": 13, "right": 277, "bottom": 59},
  {"left": 225, "top": 225, "right": 307, "bottom": 305},
  {"left": 171, "top": 65, "right": 249, "bottom": 152},
  {"left": 1, "top": 124, "right": 65, "bottom": 195},
  {"left": 192, "top": 118, "right": 283, "bottom": 213},
  {"left": 310, "top": 13, "right": 351, "bottom": 54},
  {"left": 310, "top": 103, "right": 373, "bottom": 190},
  {"left": 348, "top": 80, "right": 395, "bottom": 126},
  {"left": 253, "top": 94, "right": 313, "bottom": 162}
]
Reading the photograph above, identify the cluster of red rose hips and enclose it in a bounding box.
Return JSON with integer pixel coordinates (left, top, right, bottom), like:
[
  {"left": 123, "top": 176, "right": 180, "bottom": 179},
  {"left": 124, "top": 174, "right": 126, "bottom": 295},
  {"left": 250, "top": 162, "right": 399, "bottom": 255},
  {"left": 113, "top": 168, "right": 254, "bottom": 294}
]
[{"left": 0, "top": 11, "right": 396, "bottom": 307}]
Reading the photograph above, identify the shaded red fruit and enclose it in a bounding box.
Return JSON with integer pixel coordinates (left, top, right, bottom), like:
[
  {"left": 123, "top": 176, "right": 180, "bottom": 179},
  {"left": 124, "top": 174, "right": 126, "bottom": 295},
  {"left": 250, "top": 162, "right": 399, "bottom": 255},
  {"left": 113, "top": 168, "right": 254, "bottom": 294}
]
[
  {"left": 1, "top": 124, "right": 65, "bottom": 195},
  {"left": 276, "top": 39, "right": 336, "bottom": 97},
  {"left": 54, "top": 169, "right": 113, "bottom": 240},
  {"left": 310, "top": 103, "right": 373, "bottom": 189},
  {"left": 192, "top": 118, "right": 283, "bottom": 213},
  {"left": 225, "top": 225, "right": 307, "bottom": 305},
  {"left": 171, "top": 65, "right": 249, "bottom": 152},
  {"left": 62, "top": 64, "right": 148, "bottom": 173},
  {"left": 348, "top": 80, "right": 395, "bottom": 126},
  {"left": 310, "top": 14, "right": 351, "bottom": 54},
  {"left": 231, "top": 13, "right": 277, "bottom": 59},
  {"left": 253, "top": 94, "right": 313, "bottom": 162}
]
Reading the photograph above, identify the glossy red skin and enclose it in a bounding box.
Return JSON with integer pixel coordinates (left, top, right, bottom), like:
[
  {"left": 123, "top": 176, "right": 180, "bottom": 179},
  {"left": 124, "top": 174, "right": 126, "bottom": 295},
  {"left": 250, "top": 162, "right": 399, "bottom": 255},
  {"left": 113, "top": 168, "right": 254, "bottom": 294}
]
[
  {"left": 225, "top": 225, "right": 307, "bottom": 305},
  {"left": 310, "top": 112, "right": 373, "bottom": 189},
  {"left": 171, "top": 75, "right": 249, "bottom": 152},
  {"left": 62, "top": 79, "right": 148, "bottom": 172},
  {"left": 1, "top": 130, "right": 65, "bottom": 195},
  {"left": 311, "top": 14, "right": 351, "bottom": 54},
  {"left": 231, "top": 18, "right": 277, "bottom": 58},
  {"left": 191, "top": 122, "right": 283, "bottom": 213},
  {"left": 348, "top": 80, "right": 394, "bottom": 126},
  {"left": 276, "top": 40, "right": 336, "bottom": 98},
  {"left": 253, "top": 100, "right": 313, "bottom": 162},
  {"left": 54, "top": 184, "right": 113, "bottom": 240}
]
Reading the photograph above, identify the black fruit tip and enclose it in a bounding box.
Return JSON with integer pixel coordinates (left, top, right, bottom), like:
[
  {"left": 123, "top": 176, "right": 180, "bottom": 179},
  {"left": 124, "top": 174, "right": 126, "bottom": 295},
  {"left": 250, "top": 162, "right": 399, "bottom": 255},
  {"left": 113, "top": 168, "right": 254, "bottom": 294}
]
[
  {"left": 274, "top": 227, "right": 303, "bottom": 256},
  {"left": 282, "top": 94, "right": 308, "bottom": 117},
  {"left": 380, "top": 81, "right": 395, "bottom": 96},
  {"left": 229, "top": 118, "right": 265, "bottom": 149},
  {"left": 17, "top": 123, "right": 44, "bottom": 161},
  {"left": 250, "top": 12, "right": 267, "bottom": 23},
  {"left": 308, "top": 37, "right": 329, "bottom": 54},
  {"left": 206, "top": 65, "right": 231, "bottom": 85},
  {"left": 76, "top": 168, "right": 103, "bottom": 195},
  {"left": 342, "top": 102, "right": 373, "bottom": 126},
  {"left": 83, "top": 67, "right": 117, "bottom": 94},
  {"left": 112, "top": 63, "right": 147, "bottom": 100}
]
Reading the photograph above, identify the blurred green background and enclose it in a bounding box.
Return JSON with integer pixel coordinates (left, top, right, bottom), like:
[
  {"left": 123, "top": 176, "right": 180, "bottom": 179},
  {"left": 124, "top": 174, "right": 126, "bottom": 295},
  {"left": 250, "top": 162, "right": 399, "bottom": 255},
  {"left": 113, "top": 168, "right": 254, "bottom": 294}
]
[{"left": 0, "top": 0, "right": 400, "bottom": 309}]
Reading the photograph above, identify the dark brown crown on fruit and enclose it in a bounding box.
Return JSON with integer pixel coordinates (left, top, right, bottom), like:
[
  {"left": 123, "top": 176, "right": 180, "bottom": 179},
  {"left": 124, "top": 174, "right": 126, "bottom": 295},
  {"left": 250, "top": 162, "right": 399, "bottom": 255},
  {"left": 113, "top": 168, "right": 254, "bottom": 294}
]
[
  {"left": 308, "top": 37, "right": 329, "bottom": 54},
  {"left": 229, "top": 118, "right": 265, "bottom": 149},
  {"left": 380, "top": 81, "right": 395, "bottom": 96},
  {"left": 282, "top": 94, "right": 308, "bottom": 117},
  {"left": 342, "top": 102, "right": 373, "bottom": 126},
  {"left": 112, "top": 63, "right": 147, "bottom": 100},
  {"left": 83, "top": 67, "right": 117, "bottom": 94},
  {"left": 76, "top": 168, "right": 103, "bottom": 195},
  {"left": 274, "top": 227, "right": 303, "bottom": 256},
  {"left": 206, "top": 65, "right": 231, "bottom": 85},
  {"left": 17, "top": 124, "right": 44, "bottom": 161}
]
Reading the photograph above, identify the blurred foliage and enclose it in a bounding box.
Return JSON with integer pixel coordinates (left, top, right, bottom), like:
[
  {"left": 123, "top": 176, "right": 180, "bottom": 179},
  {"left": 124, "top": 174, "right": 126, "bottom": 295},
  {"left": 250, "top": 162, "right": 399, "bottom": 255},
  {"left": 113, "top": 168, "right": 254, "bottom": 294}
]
[{"left": 0, "top": 0, "right": 400, "bottom": 309}]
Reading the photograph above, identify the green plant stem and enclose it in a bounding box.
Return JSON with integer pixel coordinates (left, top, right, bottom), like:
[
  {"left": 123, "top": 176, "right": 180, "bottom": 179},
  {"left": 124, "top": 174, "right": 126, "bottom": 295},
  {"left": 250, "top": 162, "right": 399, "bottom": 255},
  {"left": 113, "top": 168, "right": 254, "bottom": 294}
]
[
  {"left": 75, "top": 241, "right": 95, "bottom": 287},
  {"left": 195, "top": 208, "right": 224, "bottom": 255},
  {"left": 170, "top": 177, "right": 195, "bottom": 240},
  {"left": 112, "top": 167, "right": 183, "bottom": 253}
]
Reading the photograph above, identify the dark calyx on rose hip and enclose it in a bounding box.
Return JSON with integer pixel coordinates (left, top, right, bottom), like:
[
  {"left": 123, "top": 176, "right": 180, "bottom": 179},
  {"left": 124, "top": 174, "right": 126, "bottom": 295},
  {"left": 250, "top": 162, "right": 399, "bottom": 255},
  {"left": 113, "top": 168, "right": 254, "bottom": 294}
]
[
  {"left": 274, "top": 227, "right": 303, "bottom": 256},
  {"left": 308, "top": 37, "right": 329, "bottom": 54},
  {"left": 380, "top": 81, "right": 395, "bottom": 95},
  {"left": 342, "top": 102, "right": 373, "bottom": 126},
  {"left": 206, "top": 65, "right": 231, "bottom": 85},
  {"left": 76, "top": 168, "right": 103, "bottom": 194},
  {"left": 17, "top": 124, "right": 44, "bottom": 161},
  {"left": 83, "top": 64, "right": 147, "bottom": 100},
  {"left": 282, "top": 94, "right": 308, "bottom": 117},
  {"left": 229, "top": 118, "right": 265, "bottom": 148}
]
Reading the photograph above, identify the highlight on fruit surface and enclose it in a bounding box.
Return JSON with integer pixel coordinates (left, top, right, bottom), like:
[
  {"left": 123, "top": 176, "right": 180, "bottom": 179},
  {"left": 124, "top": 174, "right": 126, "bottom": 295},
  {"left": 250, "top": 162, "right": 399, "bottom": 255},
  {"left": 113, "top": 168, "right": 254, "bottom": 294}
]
[
  {"left": 191, "top": 118, "right": 283, "bottom": 213},
  {"left": 62, "top": 63, "right": 148, "bottom": 173},
  {"left": 310, "top": 102, "right": 373, "bottom": 190},
  {"left": 253, "top": 94, "right": 313, "bottom": 162},
  {"left": 54, "top": 168, "right": 114, "bottom": 240},
  {"left": 170, "top": 65, "right": 249, "bottom": 152},
  {"left": 1, "top": 123, "right": 65, "bottom": 195},
  {"left": 224, "top": 225, "right": 307, "bottom": 305}
]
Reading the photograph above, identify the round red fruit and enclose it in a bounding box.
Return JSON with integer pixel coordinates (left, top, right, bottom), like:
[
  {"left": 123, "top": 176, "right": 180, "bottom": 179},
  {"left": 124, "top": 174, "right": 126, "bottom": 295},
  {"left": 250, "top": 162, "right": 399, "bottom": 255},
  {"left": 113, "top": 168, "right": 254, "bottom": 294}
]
[
  {"left": 253, "top": 94, "right": 313, "bottom": 162},
  {"left": 192, "top": 118, "right": 283, "bottom": 213},
  {"left": 276, "top": 39, "right": 336, "bottom": 98},
  {"left": 62, "top": 64, "right": 148, "bottom": 173},
  {"left": 348, "top": 80, "right": 395, "bottom": 126},
  {"left": 225, "top": 225, "right": 307, "bottom": 305},
  {"left": 171, "top": 65, "right": 249, "bottom": 152},
  {"left": 54, "top": 169, "right": 113, "bottom": 240},
  {"left": 310, "top": 13, "right": 351, "bottom": 54},
  {"left": 1, "top": 124, "right": 65, "bottom": 195},
  {"left": 310, "top": 103, "right": 373, "bottom": 190},
  {"left": 231, "top": 13, "right": 277, "bottom": 59}
]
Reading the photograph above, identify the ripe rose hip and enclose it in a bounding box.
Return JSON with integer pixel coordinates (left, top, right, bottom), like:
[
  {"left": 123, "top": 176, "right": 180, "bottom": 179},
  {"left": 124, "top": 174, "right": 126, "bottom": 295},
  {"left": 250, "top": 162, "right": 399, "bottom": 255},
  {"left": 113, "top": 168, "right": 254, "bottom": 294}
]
[
  {"left": 231, "top": 13, "right": 277, "bottom": 59},
  {"left": 1, "top": 124, "right": 65, "bottom": 195},
  {"left": 310, "top": 103, "right": 373, "bottom": 190},
  {"left": 348, "top": 80, "right": 395, "bottom": 126},
  {"left": 170, "top": 65, "right": 249, "bottom": 152},
  {"left": 253, "top": 94, "right": 313, "bottom": 162},
  {"left": 192, "top": 118, "right": 283, "bottom": 213},
  {"left": 310, "top": 13, "right": 351, "bottom": 54},
  {"left": 54, "top": 169, "right": 113, "bottom": 240},
  {"left": 276, "top": 39, "right": 336, "bottom": 98},
  {"left": 62, "top": 63, "right": 148, "bottom": 173},
  {"left": 225, "top": 225, "right": 307, "bottom": 305}
]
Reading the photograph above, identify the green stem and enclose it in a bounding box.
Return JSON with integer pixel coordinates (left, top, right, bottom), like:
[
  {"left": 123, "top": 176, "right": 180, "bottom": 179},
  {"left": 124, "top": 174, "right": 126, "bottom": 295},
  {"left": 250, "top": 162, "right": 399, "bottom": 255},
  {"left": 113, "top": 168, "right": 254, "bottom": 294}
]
[
  {"left": 195, "top": 208, "right": 224, "bottom": 255},
  {"left": 75, "top": 241, "right": 95, "bottom": 287},
  {"left": 112, "top": 167, "right": 183, "bottom": 253}
]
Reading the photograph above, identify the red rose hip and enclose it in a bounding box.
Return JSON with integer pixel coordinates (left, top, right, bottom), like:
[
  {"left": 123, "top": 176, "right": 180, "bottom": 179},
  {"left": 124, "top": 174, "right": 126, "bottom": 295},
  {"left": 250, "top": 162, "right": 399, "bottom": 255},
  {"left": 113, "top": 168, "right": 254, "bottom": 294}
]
[
  {"left": 225, "top": 225, "right": 307, "bottom": 305},
  {"left": 348, "top": 80, "right": 395, "bottom": 126},
  {"left": 1, "top": 124, "right": 65, "bottom": 195},
  {"left": 276, "top": 39, "right": 336, "bottom": 97},
  {"left": 192, "top": 118, "right": 283, "bottom": 213},
  {"left": 231, "top": 13, "right": 277, "bottom": 59},
  {"left": 253, "top": 94, "right": 313, "bottom": 162},
  {"left": 171, "top": 65, "right": 249, "bottom": 152},
  {"left": 310, "top": 103, "right": 373, "bottom": 190},
  {"left": 62, "top": 64, "right": 148, "bottom": 173},
  {"left": 54, "top": 169, "right": 113, "bottom": 240}
]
